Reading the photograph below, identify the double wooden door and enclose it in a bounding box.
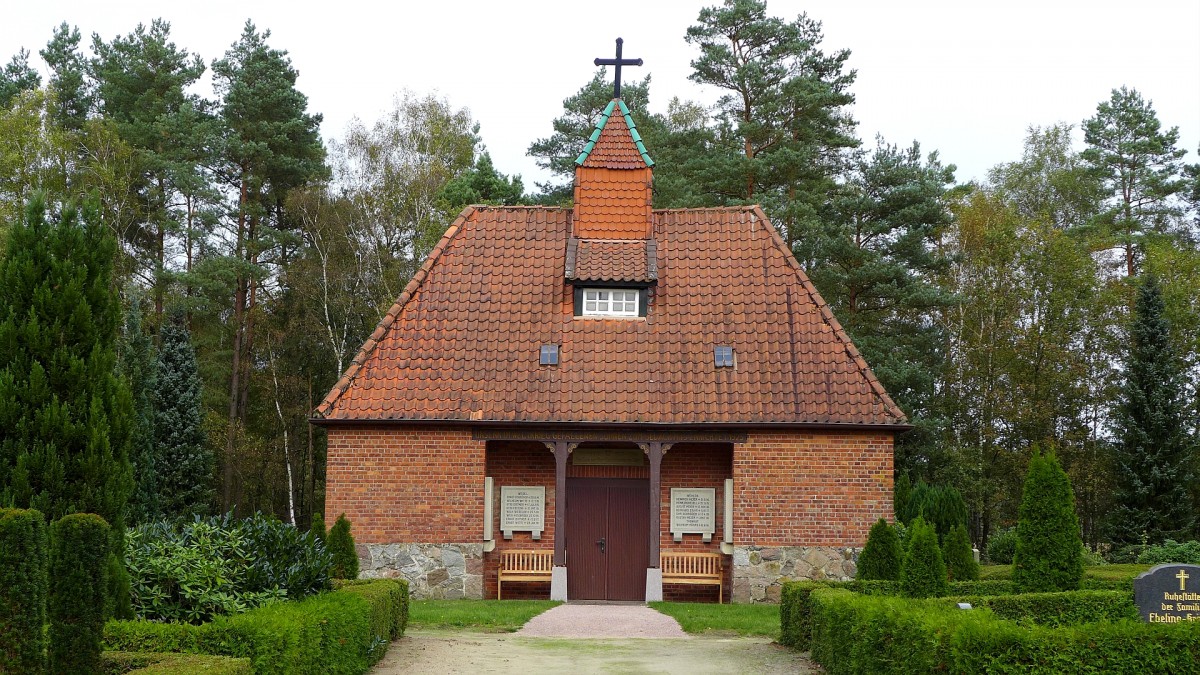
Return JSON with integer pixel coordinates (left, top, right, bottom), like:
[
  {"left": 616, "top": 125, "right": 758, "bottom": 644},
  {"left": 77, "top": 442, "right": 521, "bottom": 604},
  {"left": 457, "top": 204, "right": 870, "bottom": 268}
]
[{"left": 565, "top": 478, "right": 649, "bottom": 601}]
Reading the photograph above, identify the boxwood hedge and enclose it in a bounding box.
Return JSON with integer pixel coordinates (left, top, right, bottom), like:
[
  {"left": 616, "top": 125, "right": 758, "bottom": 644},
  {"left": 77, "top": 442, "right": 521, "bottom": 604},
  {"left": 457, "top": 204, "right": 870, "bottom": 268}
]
[
  {"left": 101, "top": 651, "right": 252, "bottom": 674},
  {"left": 104, "top": 578, "right": 408, "bottom": 674}
]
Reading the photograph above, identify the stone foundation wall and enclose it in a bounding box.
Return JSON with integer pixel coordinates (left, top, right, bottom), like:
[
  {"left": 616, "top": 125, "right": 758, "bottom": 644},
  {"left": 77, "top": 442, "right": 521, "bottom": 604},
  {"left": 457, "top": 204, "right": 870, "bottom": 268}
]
[
  {"left": 358, "top": 542, "right": 484, "bottom": 599},
  {"left": 731, "top": 545, "right": 858, "bottom": 603}
]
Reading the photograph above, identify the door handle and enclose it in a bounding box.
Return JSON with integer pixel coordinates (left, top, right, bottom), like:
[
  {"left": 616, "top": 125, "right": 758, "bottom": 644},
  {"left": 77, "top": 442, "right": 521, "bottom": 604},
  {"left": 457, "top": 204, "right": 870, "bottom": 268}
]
[{"left": 596, "top": 537, "right": 606, "bottom": 553}]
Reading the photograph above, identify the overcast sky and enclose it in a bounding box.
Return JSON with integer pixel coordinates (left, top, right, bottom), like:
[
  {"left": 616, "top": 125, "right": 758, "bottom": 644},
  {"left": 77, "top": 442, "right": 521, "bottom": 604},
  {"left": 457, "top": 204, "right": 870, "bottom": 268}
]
[{"left": 4, "top": 1, "right": 1198, "bottom": 189}]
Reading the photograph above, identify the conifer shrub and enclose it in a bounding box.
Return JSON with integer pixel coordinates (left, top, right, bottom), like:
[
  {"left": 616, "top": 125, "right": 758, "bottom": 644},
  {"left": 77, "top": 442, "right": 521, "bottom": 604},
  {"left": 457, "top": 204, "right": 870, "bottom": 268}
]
[
  {"left": 328, "top": 514, "right": 359, "bottom": 580},
  {"left": 857, "top": 518, "right": 902, "bottom": 581},
  {"left": 49, "top": 513, "right": 110, "bottom": 675},
  {"left": 310, "top": 512, "right": 326, "bottom": 543},
  {"left": 0, "top": 508, "right": 48, "bottom": 674},
  {"left": 1013, "top": 450, "right": 1083, "bottom": 593},
  {"left": 943, "top": 523, "right": 980, "bottom": 581},
  {"left": 893, "top": 474, "right": 912, "bottom": 522},
  {"left": 900, "top": 517, "right": 948, "bottom": 598}
]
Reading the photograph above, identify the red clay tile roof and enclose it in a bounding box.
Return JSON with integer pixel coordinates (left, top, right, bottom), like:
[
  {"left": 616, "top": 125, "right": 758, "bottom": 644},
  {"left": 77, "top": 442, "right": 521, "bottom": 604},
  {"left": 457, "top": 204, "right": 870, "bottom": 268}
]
[
  {"left": 566, "top": 238, "right": 656, "bottom": 282},
  {"left": 580, "top": 101, "right": 651, "bottom": 169},
  {"left": 315, "top": 205, "right": 906, "bottom": 427}
]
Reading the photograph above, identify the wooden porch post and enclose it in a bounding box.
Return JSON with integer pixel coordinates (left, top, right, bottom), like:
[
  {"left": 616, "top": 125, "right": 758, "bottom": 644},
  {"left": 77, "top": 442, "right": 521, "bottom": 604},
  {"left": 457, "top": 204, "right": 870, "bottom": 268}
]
[
  {"left": 552, "top": 441, "right": 569, "bottom": 566},
  {"left": 647, "top": 441, "right": 662, "bottom": 568}
]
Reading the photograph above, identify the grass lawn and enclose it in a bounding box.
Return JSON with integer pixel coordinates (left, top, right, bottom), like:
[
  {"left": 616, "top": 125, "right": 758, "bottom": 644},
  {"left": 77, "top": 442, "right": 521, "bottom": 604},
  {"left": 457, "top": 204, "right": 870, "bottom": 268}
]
[
  {"left": 409, "top": 599, "right": 560, "bottom": 632},
  {"left": 979, "top": 564, "right": 1152, "bottom": 581},
  {"left": 649, "top": 601, "right": 779, "bottom": 639}
]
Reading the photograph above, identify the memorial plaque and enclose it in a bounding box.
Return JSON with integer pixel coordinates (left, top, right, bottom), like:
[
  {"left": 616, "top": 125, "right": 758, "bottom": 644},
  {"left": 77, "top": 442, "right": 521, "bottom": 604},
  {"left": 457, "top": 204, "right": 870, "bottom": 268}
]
[
  {"left": 1134, "top": 563, "right": 1200, "bottom": 623},
  {"left": 500, "top": 486, "right": 545, "bottom": 540},
  {"left": 670, "top": 488, "right": 716, "bottom": 542}
]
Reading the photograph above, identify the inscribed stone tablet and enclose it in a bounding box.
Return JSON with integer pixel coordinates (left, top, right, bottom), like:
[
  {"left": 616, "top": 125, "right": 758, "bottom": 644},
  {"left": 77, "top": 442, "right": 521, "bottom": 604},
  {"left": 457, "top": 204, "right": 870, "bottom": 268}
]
[
  {"left": 670, "top": 488, "right": 715, "bottom": 541},
  {"left": 1134, "top": 563, "right": 1200, "bottom": 623},
  {"left": 500, "top": 486, "right": 545, "bottom": 539}
]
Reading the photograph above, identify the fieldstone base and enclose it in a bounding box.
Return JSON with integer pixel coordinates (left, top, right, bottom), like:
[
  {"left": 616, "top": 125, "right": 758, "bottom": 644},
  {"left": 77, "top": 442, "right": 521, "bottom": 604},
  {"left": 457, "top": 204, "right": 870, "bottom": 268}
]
[
  {"left": 731, "top": 545, "right": 858, "bottom": 603},
  {"left": 358, "top": 542, "right": 484, "bottom": 599}
]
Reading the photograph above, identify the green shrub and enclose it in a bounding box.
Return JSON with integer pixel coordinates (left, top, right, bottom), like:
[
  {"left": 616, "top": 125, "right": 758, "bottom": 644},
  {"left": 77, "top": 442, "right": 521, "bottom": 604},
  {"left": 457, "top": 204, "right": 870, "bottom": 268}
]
[
  {"left": 126, "top": 513, "right": 330, "bottom": 623},
  {"left": 901, "top": 482, "right": 967, "bottom": 542},
  {"left": 857, "top": 518, "right": 902, "bottom": 581},
  {"left": 802, "top": 586, "right": 1200, "bottom": 674},
  {"left": 948, "top": 590, "right": 1138, "bottom": 627},
  {"left": 942, "top": 523, "right": 980, "bottom": 581},
  {"left": 900, "top": 517, "right": 948, "bottom": 598},
  {"left": 328, "top": 514, "right": 359, "bottom": 580},
  {"left": 310, "top": 513, "right": 326, "bottom": 543},
  {"left": 893, "top": 474, "right": 911, "bottom": 522},
  {"left": 1137, "top": 539, "right": 1200, "bottom": 564},
  {"left": 0, "top": 508, "right": 48, "bottom": 674},
  {"left": 1013, "top": 450, "right": 1083, "bottom": 593},
  {"left": 985, "top": 526, "right": 1017, "bottom": 564},
  {"left": 105, "top": 579, "right": 407, "bottom": 675},
  {"left": 949, "top": 579, "right": 1016, "bottom": 596},
  {"left": 101, "top": 651, "right": 252, "bottom": 674},
  {"left": 50, "top": 513, "right": 111, "bottom": 675},
  {"left": 780, "top": 580, "right": 838, "bottom": 649}
]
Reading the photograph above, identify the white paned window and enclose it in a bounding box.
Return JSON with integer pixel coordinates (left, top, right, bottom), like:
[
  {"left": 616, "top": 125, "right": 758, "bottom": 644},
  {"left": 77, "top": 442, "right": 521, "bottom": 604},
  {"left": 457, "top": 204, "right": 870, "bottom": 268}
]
[{"left": 582, "top": 288, "right": 640, "bottom": 317}]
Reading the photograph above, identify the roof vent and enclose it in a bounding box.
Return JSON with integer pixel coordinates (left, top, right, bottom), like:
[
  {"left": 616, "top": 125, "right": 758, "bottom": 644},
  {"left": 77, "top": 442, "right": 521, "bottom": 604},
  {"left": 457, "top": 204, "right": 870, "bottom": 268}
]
[
  {"left": 714, "top": 346, "right": 734, "bottom": 368},
  {"left": 539, "top": 344, "right": 560, "bottom": 366}
]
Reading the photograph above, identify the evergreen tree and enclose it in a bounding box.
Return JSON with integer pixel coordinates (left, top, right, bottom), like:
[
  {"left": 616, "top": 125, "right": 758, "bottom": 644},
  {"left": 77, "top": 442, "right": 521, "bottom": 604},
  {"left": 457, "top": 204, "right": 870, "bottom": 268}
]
[
  {"left": 893, "top": 473, "right": 911, "bottom": 523},
  {"left": 328, "top": 514, "right": 358, "bottom": 579},
  {"left": 310, "top": 512, "right": 326, "bottom": 544},
  {"left": 40, "top": 23, "right": 91, "bottom": 132},
  {"left": 857, "top": 518, "right": 902, "bottom": 581},
  {"left": 120, "top": 294, "right": 158, "bottom": 523},
  {"left": 154, "top": 316, "right": 212, "bottom": 518},
  {"left": 1108, "top": 274, "right": 1195, "bottom": 544},
  {"left": 1082, "top": 87, "right": 1187, "bottom": 277},
  {"left": 440, "top": 151, "right": 525, "bottom": 210},
  {"left": 942, "top": 523, "right": 979, "bottom": 581},
  {"left": 899, "top": 517, "right": 948, "bottom": 598},
  {"left": 1013, "top": 449, "right": 1083, "bottom": 593},
  {"left": 0, "top": 194, "right": 133, "bottom": 615},
  {"left": 0, "top": 48, "right": 41, "bottom": 110}
]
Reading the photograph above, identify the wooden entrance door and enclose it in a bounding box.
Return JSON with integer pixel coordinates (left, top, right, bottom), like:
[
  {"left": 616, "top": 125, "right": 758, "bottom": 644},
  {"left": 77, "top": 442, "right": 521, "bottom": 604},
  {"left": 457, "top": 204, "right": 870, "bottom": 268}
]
[{"left": 565, "top": 478, "right": 649, "bottom": 601}]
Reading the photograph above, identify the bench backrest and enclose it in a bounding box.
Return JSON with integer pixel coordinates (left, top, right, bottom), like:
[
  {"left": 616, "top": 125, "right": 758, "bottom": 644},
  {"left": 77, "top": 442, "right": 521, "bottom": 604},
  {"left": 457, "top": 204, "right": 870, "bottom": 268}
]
[
  {"left": 499, "top": 549, "right": 554, "bottom": 572},
  {"left": 660, "top": 552, "right": 722, "bottom": 576}
]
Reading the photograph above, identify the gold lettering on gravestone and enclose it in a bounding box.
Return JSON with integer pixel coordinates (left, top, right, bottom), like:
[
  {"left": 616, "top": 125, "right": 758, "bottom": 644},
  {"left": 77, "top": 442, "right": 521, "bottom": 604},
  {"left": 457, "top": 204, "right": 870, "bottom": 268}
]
[
  {"left": 500, "top": 486, "right": 545, "bottom": 540},
  {"left": 1135, "top": 564, "right": 1200, "bottom": 623},
  {"left": 670, "top": 488, "right": 716, "bottom": 543}
]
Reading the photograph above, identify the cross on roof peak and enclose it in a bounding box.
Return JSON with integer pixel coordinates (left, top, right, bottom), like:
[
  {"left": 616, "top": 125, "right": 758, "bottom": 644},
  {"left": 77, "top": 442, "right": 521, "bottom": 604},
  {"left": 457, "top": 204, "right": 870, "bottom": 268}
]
[{"left": 594, "top": 37, "right": 643, "bottom": 99}]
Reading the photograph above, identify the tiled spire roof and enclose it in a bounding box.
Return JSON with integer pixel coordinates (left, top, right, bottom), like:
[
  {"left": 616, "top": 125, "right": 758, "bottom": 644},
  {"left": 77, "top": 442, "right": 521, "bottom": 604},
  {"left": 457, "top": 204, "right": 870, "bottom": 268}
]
[{"left": 575, "top": 99, "right": 653, "bottom": 169}]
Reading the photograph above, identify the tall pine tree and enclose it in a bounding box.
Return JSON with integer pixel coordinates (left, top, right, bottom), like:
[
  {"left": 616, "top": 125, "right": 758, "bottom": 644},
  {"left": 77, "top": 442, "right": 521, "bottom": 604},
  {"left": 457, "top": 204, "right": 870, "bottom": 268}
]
[
  {"left": 1108, "top": 274, "right": 1195, "bottom": 544},
  {"left": 154, "top": 316, "right": 212, "bottom": 518}
]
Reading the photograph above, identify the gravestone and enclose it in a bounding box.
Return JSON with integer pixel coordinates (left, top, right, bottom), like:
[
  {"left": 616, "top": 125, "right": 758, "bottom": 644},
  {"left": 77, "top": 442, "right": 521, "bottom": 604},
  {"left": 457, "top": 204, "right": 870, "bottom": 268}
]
[{"left": 1134, "top": 563, "right": 1200, "bottom": 623}]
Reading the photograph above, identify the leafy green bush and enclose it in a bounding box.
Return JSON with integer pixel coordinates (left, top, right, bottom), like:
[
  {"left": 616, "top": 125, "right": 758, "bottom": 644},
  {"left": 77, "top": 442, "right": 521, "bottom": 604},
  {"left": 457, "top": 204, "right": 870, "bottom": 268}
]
[
  {"left": 942, "top": 523, "right": 979, "bottom": 581},
  {"left": 101, "top": 651, "right": 252, "bottom": 674},
  {"left": 328, "top": 514, "right": 359, "bottom": 580},
  {"left": 857, "top": 518, "right": 902, "bottom": 581},
  {"left": 900, "top": 517, "right": 948, "bottom": 598},
  {"left": 50, "top": 513, "right": 111, "bottom": 675},
  {"left": 310, "top": 513, "right": 326, "bottom": 544},
  {"left": 105, "top": 579, "right": 408, "bottom": 675},
  {"left": 985, "top": 526, "right": 1017, "bottom": 564},
  {"left": 1013, "top": 450, "right": 1083, "bottom": 593},
  {"left": 126, "top": 513, "right": 330, "bottom": 623},
  {"left": 0, "top": 508, "right": 48, "bottom": 674},
  {"left": 1137, "top": 539, "right": 1200, "bottom": 564},
  {"left": 948, "top": 590, "right": 1138, "bottom": 627}
]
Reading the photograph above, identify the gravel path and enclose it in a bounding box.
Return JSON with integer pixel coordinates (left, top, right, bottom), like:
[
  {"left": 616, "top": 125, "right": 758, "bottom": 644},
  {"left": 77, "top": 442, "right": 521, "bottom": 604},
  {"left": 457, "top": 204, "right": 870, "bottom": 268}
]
[{"left": 516, "top": 604, "right": 689, "bottom": 638}]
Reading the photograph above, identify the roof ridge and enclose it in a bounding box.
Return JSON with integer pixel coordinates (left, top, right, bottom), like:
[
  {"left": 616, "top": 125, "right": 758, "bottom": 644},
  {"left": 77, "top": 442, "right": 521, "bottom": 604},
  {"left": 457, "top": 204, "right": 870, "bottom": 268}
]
[
  {"left": 312, "top": 206, "right": 476, "bottom": 419},
  {"left": 750, "top": 205, "right": 907, "bottom": 424},
  {"left": 574, "top": 98, "right": 654, "bottom": 168}
]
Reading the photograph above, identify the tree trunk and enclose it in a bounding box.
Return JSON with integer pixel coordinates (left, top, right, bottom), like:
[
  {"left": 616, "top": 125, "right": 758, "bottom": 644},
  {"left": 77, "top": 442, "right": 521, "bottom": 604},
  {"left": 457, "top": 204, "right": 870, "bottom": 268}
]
[{"left": 224, "top": 176, "right": 249, "bottom": 512}]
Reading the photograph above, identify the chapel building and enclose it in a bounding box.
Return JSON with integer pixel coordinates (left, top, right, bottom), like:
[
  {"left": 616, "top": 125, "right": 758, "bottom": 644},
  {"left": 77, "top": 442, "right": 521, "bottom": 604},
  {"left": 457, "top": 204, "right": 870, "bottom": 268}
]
[{"left": 314, "top": 71, "right": 906, "bottom": 603}]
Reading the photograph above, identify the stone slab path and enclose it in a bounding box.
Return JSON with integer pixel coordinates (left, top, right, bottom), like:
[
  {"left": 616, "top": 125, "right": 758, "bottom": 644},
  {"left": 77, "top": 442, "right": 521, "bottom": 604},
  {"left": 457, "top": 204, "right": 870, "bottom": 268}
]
[{"left": 371, "top": 605, "right": 820, "bottom": 674}]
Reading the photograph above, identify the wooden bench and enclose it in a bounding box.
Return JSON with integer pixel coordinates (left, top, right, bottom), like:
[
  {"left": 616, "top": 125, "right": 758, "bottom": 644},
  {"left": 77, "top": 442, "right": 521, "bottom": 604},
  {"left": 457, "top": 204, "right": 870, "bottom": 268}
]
[
  {"left": 497, "top": 549, "right": 554, "bottom": 599},
  {"left": 661, "top": 552, "right": 724, "bottom": 603}
]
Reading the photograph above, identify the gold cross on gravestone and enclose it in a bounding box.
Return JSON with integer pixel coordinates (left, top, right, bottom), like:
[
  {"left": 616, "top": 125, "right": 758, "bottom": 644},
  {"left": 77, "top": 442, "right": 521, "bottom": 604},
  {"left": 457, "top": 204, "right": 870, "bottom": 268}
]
[{"left": 1178, "top": 569, "right": 1190, "bottom": 590}]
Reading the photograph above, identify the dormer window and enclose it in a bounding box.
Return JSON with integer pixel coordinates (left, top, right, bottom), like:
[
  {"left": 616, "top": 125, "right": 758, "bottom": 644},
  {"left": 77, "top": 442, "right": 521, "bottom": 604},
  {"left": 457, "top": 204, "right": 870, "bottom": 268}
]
[{"left": 581, "top": 288, "right": 640, "bottom": 317}]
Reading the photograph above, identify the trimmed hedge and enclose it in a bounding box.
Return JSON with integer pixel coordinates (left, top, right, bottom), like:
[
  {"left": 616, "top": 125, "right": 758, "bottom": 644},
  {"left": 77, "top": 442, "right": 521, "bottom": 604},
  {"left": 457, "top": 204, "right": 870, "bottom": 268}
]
[
  {"left": 102, "top": 651, "right": 252, "bottom": 674},
  {"left": 50, "top": 513, "right": 111, "bottom": 675},
  {"left": 802, "top": 587, "right": 1200, "bottom": 673},
  {"left": 947, "top": 590, "right": 1139, "bottom": 627},
  {"left": 104, "top": 579, "right": 408, "bottom": 674},
  {"left": 0, "top": 508, "right": 48, "bottom": 674}
]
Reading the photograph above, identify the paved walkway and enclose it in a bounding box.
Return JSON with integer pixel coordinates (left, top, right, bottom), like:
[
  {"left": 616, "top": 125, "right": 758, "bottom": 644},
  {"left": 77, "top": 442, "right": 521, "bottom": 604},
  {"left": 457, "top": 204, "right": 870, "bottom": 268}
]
[{"left": 371, "top": 605, "right": 820, "bottom": 674}]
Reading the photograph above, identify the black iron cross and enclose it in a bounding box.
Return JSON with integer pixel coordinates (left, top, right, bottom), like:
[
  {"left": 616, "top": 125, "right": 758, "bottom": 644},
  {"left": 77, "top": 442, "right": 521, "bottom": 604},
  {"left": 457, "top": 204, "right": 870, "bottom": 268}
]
[{"left": 594, "top": 37, "right": 643, "bottom": 99}]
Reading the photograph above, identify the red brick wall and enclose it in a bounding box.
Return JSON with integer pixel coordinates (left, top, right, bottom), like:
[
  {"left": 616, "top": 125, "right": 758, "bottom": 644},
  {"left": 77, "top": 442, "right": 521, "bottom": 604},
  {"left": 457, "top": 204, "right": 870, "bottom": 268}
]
[
  {"left": 733, "top": 431, "right": 893, "bottom": 548},
  {"left": 660, "top": 443, "right": 732, "bottom": 602},
  {"left": 484, "top": 441, "right": 555, "bottom": 599},
  {"left": 324, "top": 425, "right": 484, "bottom": 543}
]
